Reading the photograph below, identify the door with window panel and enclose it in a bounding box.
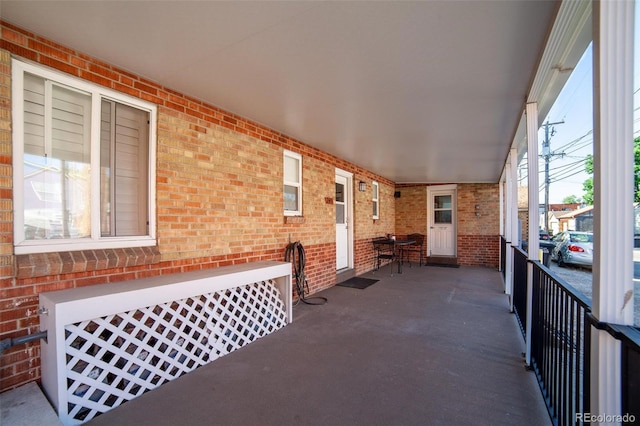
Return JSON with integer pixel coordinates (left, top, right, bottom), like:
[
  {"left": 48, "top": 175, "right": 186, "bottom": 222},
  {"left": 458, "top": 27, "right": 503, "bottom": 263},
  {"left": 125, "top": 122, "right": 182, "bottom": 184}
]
[{"left": 429, "top": 189, "right": 456, "bottom": 256}]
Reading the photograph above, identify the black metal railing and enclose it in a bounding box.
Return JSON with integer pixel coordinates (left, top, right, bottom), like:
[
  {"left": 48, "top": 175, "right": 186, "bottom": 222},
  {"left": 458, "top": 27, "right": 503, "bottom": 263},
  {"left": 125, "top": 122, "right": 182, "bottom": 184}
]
[
  {"left": 620, "top": 326, "right": 640, "bottom": 421},
  {"left": 512, "top": 246, "right": 528, "bottom": 336},
  {"left": 530, "top": 261, "right": 591, "bottom": 426},
  {"left": 509, "top": 247, "right": 640, "bottom": 425},
  {"left": 587, "top": 319, "right": 640, "bottom": 422},
  {"left": 500, "top": 235, "right": 507, "bottom": 279}
]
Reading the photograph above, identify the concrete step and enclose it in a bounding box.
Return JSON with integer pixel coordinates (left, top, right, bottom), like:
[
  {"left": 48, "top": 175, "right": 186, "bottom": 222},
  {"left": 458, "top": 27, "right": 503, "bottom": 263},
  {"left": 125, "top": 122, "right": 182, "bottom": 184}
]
[
  {"left": 426, "top": 256, "right": 460, "bottom": 268},
  {"left": 0, "top": 382, "right": 61, "bottom": 426}
]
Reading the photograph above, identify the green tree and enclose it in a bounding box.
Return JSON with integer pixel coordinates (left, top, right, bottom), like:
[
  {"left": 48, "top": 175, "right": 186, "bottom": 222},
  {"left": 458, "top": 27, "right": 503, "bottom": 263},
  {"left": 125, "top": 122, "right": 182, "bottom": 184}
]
[
  {"left": 562, "top": 194, "right": 582, "bottom": 204},
  {"left": 582, "top": 155, "right": 594, "bottom": 205},
  {"left": 582, "top": 136, "right": 640, "bottom": 205}
]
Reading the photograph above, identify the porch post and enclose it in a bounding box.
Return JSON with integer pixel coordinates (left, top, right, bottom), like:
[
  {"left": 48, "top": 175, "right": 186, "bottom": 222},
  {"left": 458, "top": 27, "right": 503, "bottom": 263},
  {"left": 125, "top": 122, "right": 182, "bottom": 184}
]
[
  {"left": 591, "top": 0, "right": 635, "bottom": 420},
  {"left": 499, "top": 176, "right": 505, "bottom": 238},
  {"left": 504, "top": 151, "right": 513, "bottom": 298},
  {"left": 504, "top": 148, "right": 519, "bottom": 305},
  {"left": 509, "top": 148, "right": 520, "bottom": 251},
  {"left": 525, "top": 102, "right": 539, "bottom": 366},
  {"left": 499, "top": 174, "right": 505, "bottom": 273}
]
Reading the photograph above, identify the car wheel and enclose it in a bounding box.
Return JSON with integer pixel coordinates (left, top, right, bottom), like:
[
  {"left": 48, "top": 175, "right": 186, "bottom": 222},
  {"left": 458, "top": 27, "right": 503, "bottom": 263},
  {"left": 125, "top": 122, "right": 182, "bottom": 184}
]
[{"left": 557, "top": 253, "right": 565, "bottom": 267}]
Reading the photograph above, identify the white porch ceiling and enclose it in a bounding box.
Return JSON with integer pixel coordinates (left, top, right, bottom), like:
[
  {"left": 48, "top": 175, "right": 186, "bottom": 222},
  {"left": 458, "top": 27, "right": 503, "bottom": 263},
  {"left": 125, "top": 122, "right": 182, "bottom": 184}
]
[{"left": 1, "top": 1, "right": 562, "bottom": 183}]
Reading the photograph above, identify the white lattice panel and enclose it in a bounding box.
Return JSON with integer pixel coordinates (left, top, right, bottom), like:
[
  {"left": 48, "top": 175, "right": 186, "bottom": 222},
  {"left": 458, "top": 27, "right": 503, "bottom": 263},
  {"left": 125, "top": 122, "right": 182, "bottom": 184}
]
[
  {"left": 207, "top": 281, "right": 288, "bottom": 360},
  {"left": 39, "top": 262, "right": 292, "bottom": 425}
]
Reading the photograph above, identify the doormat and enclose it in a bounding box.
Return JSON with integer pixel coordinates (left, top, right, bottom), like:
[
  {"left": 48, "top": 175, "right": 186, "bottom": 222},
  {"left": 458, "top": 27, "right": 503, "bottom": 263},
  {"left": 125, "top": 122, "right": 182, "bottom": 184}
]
[{"left": 336, "top": 277, "right": 379, "bottom": 290}]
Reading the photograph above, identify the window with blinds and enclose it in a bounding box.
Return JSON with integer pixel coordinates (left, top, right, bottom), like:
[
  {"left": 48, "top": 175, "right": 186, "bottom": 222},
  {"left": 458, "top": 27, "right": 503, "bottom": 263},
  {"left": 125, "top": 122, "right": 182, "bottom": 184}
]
[
  {"left": 372, "top": 181, "right": 379, "bottom": 219},
  {"left": 283, "top": 150, "right": 302, "bottom": 216},
  {"left": 100, "top": 100, "right": 149, "bottom": 237},
  {"left": 13, "top": 60, "right": 156, "bottom": 254}
]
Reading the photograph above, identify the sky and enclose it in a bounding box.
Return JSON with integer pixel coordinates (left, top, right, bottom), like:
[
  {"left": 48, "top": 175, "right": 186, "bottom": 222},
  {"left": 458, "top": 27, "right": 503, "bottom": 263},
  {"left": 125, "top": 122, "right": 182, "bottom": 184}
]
[{"left": 533, "top": 3, "right": 640, "bottom": 205}]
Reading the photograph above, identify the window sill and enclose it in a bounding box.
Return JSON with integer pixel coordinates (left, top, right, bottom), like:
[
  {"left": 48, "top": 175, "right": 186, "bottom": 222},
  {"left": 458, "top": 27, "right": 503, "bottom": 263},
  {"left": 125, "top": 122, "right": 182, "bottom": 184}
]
[{"left": 16, "top": 246, "right": 161, "bottom": 280}]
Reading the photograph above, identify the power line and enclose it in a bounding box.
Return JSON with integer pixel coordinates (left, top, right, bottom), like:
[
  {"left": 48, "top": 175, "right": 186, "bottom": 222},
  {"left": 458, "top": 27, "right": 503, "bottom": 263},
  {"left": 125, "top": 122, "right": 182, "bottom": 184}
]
[
  {"left": 545, "top": 157, "right": 587, "bottom": 172},
  {"left": 541, "top": 120, "right": 565, "bottom": 232},
  {"left": 549, "top": 130, "right": 593, "bottom": 155},
  {"left": 538, "top": 162, "right": 587, "bottom": 190},
  {"left": 549, "top": 164, "right": 587, "bottom": 182}
]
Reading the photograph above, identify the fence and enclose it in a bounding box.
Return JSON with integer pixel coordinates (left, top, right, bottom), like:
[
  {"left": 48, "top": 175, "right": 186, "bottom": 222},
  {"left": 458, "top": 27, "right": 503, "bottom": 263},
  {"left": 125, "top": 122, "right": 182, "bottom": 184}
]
[{"left": 509, "top": 243, "right": 639, "bottom": 425}]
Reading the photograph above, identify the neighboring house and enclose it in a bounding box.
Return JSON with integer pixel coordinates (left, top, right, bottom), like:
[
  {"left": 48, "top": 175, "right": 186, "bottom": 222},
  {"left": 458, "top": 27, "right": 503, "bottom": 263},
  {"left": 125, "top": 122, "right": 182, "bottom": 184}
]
[
  {"left": 548, "top": 203, "right": 581, "bottom": 212},
  {"left": 539, "top": 211, "right": 562, "bottom": 236},
  {"left": 548, "top": 211, "right": 560, "bottom": 236},
  {"left": 516, "top": 189, "right": 568, "bottom": 239},
  {"left": 556, "top": 205, "right": 594, "bottom": 232}
]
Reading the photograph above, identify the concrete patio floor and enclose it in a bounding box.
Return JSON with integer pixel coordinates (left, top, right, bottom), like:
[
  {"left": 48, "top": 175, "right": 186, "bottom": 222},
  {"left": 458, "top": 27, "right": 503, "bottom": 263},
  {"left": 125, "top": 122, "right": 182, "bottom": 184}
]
[{"left": 88, "top": 263, "right": 550, "bottom": 426}]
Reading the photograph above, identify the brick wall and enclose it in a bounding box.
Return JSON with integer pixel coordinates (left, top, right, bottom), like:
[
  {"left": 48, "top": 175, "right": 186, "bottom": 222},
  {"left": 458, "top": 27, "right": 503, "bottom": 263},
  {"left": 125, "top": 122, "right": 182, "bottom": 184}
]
[
  {"left": 354, "top": 176, "right": 397, "bottom": 274},
  {"left": 455, "top": 183, "right": 500, "bottom": 267},
  {"left": 0, "top": 22, "right": 398, "bottom": 391},
  {"left": 395, "top": 186, "right": 428, "bottom": 236},
  {"left": 395, "top": 183, "right": 500, "bottom": 267}
]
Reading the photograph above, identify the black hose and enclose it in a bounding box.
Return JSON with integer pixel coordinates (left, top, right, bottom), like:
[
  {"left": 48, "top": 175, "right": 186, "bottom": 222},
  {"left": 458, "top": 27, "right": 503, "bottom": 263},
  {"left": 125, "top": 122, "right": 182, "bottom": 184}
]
[{"left": 284, "top": 241, "right": 327, "bottom": 305}]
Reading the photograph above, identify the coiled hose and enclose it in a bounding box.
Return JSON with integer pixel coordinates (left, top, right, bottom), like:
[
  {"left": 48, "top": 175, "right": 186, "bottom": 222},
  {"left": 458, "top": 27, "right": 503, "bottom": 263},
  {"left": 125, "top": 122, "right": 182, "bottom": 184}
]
[{"left": 284, "top": 241, "right": 327, "bottom": 305}]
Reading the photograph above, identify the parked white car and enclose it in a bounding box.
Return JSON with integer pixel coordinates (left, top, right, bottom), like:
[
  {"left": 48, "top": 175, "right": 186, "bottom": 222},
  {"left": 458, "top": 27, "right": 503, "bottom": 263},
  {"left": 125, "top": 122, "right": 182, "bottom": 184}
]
[{"left": 550, "top": 231, "right": 593, "bottom": 268}]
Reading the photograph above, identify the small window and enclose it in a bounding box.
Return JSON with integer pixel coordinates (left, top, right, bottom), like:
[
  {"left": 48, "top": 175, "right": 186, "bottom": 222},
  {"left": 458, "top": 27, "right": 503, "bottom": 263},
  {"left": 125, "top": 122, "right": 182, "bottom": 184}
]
[
  {"left": 12, "top": 60, "right": 156, "bottom": 254},
  {"left": 372, "top": 181, "right": 379, "bottom": 219},
  {"left": 283, "top": 150, "right": 302, "bottom": 216}
]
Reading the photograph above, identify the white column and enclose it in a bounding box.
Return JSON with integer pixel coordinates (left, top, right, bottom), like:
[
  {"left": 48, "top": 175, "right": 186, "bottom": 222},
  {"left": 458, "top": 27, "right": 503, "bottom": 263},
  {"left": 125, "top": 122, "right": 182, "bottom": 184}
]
[
  {"left": 504, "top": 150, "right": 514, "bottom": 298},
  {"left": 499, "top": 177, "right": 505, "bottom": 238},
  {"left": 525, "top": 102, "right": 539, "bottom": 366},
  {"left": 526, "top": 103, "right": 540, "bottom": 259},
  {"left": 504, "top": 148, "right": 519, "bottom": 305},
  {"left": 509, "top": 147, "right": 520, "bottom": 252},
  {"left": 499, "top": 175, "right": 505, "bottom": 276},
  {"left": 591, "top": 0, "right": 635, "bottom": 421}
]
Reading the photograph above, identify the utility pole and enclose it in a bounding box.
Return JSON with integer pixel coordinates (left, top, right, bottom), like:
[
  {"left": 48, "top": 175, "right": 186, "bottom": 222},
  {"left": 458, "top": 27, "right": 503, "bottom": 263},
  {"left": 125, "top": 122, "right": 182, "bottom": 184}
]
[{"left": 541, "top": 120, "right": 564, "bottom": 234}]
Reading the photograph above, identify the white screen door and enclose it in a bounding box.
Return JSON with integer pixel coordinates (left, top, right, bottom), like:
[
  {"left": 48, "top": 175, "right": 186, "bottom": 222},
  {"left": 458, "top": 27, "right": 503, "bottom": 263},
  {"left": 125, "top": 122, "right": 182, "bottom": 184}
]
[
  {"left": 429, "top": 187, "right": 456, "bottom": 256},
  {"left": 335, "top": 175, "right": 349, "bottom": 270}
]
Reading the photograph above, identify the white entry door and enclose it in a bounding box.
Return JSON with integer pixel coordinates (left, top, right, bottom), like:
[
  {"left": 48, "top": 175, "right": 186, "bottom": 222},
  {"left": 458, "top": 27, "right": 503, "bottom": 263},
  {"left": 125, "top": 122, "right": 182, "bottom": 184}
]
[
  {"left": 335, "top": 174, "right": 349, "bottom": 270},
  {"left": 428, "top": 186, "right": 456, "bottom": 256}
]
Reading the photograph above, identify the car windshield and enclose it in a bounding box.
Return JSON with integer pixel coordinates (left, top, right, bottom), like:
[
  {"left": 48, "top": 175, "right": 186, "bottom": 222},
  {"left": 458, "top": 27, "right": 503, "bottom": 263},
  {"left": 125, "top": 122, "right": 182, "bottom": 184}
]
[{"left": 570, "top": 233, "right": 593, "bottom": 243}]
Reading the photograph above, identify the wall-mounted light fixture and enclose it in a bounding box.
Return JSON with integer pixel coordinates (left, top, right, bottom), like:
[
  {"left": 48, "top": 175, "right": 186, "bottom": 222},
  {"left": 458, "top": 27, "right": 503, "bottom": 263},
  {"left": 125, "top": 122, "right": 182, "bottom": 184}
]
[{"left": 358, "top": 181, "right": 367, "bottom": 192}]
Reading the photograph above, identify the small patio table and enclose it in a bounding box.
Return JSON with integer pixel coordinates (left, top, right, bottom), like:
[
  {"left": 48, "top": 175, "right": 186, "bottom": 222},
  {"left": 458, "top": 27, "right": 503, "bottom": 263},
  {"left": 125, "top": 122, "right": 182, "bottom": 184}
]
[{"left": 373, "top": 238, "right": 416, "bottom": 274}]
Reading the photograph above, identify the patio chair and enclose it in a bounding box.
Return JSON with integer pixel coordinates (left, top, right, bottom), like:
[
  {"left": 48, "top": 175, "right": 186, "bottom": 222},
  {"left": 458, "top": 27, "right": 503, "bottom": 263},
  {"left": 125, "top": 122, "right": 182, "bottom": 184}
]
[
  {"left": 406, "top": 233, "right": 425, "bottom": 266},
  {"left": 372, "top": 237, "right": 395, "bottom": 272}
]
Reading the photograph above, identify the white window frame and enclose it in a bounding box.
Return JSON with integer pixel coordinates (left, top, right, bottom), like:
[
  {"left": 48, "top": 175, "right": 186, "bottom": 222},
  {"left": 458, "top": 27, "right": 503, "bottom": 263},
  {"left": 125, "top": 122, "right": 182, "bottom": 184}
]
[
  {"left": 372, "top": 181, "right": 380, "bottom": 219},
  {"left": 12, "top": 59, "right": 157, "bottom": 254},
  {"left": 283, "top": 150, "right": 302, "bottom": 216}
]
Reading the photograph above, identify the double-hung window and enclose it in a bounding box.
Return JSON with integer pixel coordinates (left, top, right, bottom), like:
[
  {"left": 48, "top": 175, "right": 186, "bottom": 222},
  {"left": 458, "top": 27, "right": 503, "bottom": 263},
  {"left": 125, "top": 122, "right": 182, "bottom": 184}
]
[
  {"left": 283, "top": 150, "right": 302, "bottom": 216},
  {"left": 12, "top": 60, "right": 157, "bottom": 254},
  {"left": 372, "top": 181, "right": 380, "bottom": 219}
]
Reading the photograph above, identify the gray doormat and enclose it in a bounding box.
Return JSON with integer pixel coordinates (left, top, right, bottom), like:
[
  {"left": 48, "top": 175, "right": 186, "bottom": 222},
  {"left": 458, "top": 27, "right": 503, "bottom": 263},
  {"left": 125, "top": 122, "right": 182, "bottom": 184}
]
[{"left": 336, "top": 277, "right": 379, "bottom": 289}]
